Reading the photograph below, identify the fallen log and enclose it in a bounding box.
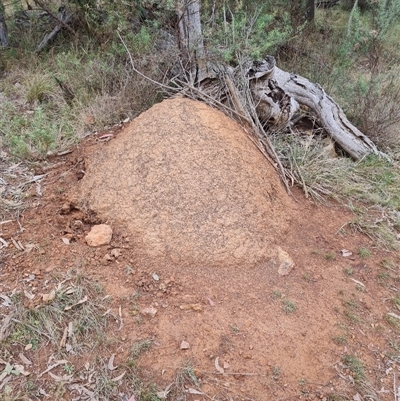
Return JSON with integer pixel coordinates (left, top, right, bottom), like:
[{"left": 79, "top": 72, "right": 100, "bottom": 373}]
[
  {"left": 36, "top": 6, "right": 73, "bottom": 53},
  {"left": 246, "top": 56, "right": 387, "bottom": 160}
]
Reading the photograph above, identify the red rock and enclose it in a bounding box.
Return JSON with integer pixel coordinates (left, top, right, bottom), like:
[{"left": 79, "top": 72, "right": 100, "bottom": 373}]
[{"left": 85, "top": 224, "right": 113, "bottom": 247}]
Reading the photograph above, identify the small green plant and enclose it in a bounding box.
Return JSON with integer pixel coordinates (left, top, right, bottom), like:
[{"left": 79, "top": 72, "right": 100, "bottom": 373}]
[
  {"left": 24, "top": 73, "right": 55, "bottom": 103},
  {"left": 272, "top": 366, "right": 280, "bottom": 380},
  {"left": 272, "top": 290, "right": 282, "bottom": 299},
  {"left": 357, "top": 247, "right": 371, "bottom": 258},
  {"left": 385, "top": 314, "right": 400, "bottom": 329},
  {"left": 332, "top": 335, "right": 347, "bottom": 345},
  {"left": 392, "top": 298, "right": 400, "bottom": 311},
  {"left": 343, "top": 267, "right": 353, "bottom": 276},
  {"left": 342, "top": 299, "right": 362, "bottom": 324},
  {"left": 282, "top": 299, "right": 297, "bottom": 314},
  {"left": 130, "top": 339, "right": 153, "bottom": 360},
  {"left": 63, "top": 364, "right": 74, "bottom": 374},
  {"left": 377, "top": 271, "right": 391, "bottom": 285},
  {"left": 230, "top": 325, "right": 240, "bottom": 334},
  {"left": 342, "top": 355, "right": 365, "bottom": 381},
  {"left": 325, "top": 252, "right": 336, "bottom": 261},
  {"left": 298, "top": 378, "right": 307, "bottom": 387},
  {"left": 389, "top": 340, "right": 400, "bottom": 351}
]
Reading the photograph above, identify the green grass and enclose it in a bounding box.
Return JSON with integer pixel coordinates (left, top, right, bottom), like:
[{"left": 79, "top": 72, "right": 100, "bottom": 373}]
[
  {"left": 273, "top": 133, "right": 400, "bottom": 249},
  {"left": 343, "top": 267, "right": 353, "bottom": 276},
  {"left": 342, "top": 355, "right": 365, "bottom": 381},
  {"left": 357, "top": 247, "right": 371, "bottom": 258},
  {"left": 282, "top": 299, "right": 297, "bottom": 314}
]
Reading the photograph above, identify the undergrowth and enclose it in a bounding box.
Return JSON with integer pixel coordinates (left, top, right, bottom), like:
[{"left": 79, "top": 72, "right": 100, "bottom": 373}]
[{"left": 272, "top": 130, "right": 400, "bottom": 249}]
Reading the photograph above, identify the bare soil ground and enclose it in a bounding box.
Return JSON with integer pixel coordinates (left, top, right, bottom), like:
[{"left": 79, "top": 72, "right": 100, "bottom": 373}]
[{"left": 1, "top": 98, "right": 400, "bottom": 401}]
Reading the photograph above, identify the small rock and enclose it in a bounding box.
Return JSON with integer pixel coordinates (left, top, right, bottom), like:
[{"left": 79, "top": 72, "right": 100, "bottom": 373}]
[
  {"left": 180, "top": 340, "right": 190, "bottom": 350},
  {"left": 103, "top": 254, "right": 113, "bottom": 262},
  {"left": 85, "top": 224, "right": 113, "bottom": 247},
  {"left": 223, "top": 362, "right": 230, "bottom": 370},
  {"left": 60, "top": 203, "right": 71, "bottom": 214},
  {"left": 141, "top": 306, "right": 158, "bottom": 317},
  {"left": 110, "top": 248, "right": 121, "bottom": 259},
  {"left": 277, "top": 247, "right": 295, "bottom": 276}
]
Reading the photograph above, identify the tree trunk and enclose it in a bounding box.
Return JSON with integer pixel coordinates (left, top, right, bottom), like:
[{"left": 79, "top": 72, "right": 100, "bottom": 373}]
[
  {"left": 305, "top": 0, "right": 315, "bottom": 22},
  {"left": 177, "top": 0, "right": 206, "bottom": 84},
  {"left": 0, "top": 1, "right": 9, "bottom": 48},
  {"left": 247, "top": 56, "right": 386, "bottom": 160}
]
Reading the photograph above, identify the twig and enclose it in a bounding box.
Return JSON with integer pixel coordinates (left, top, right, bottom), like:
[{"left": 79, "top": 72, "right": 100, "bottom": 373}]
[{"left": 117, "top": 30, "right": 177, "bottom": 92}]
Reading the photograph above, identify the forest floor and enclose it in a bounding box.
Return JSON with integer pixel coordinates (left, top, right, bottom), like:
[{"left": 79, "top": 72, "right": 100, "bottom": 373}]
[{"left": 1, "top": 99, "right": 400, "bottom": 401}]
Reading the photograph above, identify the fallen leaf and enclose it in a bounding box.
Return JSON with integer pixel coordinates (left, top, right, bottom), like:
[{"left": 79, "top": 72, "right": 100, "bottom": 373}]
[
  {"left": 152, "top": 273, "right": 160, "bottom": 281},
  {"left": 107, "top": 354, "right": 118, "bottom": 371},
  {"left": 350, "top": 278, "right": 365, "bottom": 287},
  {"left": 214, "top": 357, "right": 224, "bottom": 374},
  {"left": 0, "top": 294, "right": 12, "bottom": 307},
  {"left": 156, "top": 383, "right": 173, "bottom": 399},
  {"left": 60, "top": 327, "right": 68, "bottom": 347},
  {"left": 24, "top": 344, "right": 33, "bottom": 351},
  {"left": 111, "top": 371, "right": 126, "bottom": 382},
  {"left": 18, "top": 353, "right": 32, "bottom": 365},
  {"left": 48, "top": 371, "right": 73, "bottom": 382},
  {"left": 23, "top": 290, "right": 35, "bottom": 300},
  {"left": 64, "top": 295, "right": 88, "bottom": 311},
  {"left": 187, "top": 388, "right": 204, "bottom": 395},
  {"left": 0, "top": 314, "right": 12, "bottom": 341},
  {"left": 38, "top": 360, "right": 68, "bottom": 378},
  {"left": 13, "top": 364, "right": 30, "bottom": 376}
]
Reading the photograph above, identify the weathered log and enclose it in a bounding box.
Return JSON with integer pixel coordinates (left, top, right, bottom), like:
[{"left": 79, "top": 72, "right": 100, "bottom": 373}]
[
  {"left": 36, "top": 7, "right": 73, "bottom": 53},
  {"left": 247, "top": 56, "right": 387, "bottom": 160}
]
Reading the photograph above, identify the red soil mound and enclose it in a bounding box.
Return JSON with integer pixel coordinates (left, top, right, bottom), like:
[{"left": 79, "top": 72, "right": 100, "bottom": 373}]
[{"left": 74, "top": 97, "right": 293, "bottom": 267}]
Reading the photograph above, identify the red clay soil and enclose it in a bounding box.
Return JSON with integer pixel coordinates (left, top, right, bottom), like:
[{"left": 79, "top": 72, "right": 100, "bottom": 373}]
[{"left": 1, "top": 97, "right": 400, "bottom": 401}]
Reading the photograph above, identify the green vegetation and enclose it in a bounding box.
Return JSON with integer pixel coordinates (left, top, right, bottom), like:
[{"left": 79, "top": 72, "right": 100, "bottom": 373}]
[
  {"left": 325, "top": 252, "right": 336, "bottom": 261},
  {"left": 343, "top": 267, "right": 353, "bottom": 276},
  {"left": 357, "top": 247, "right": 371, "bottom": 258},
  {"left": 342, "top": 355, "right": 365, "bottom": 381},
  {"left": 282, "top": 299, "right": 297, "bottom": 314}
]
